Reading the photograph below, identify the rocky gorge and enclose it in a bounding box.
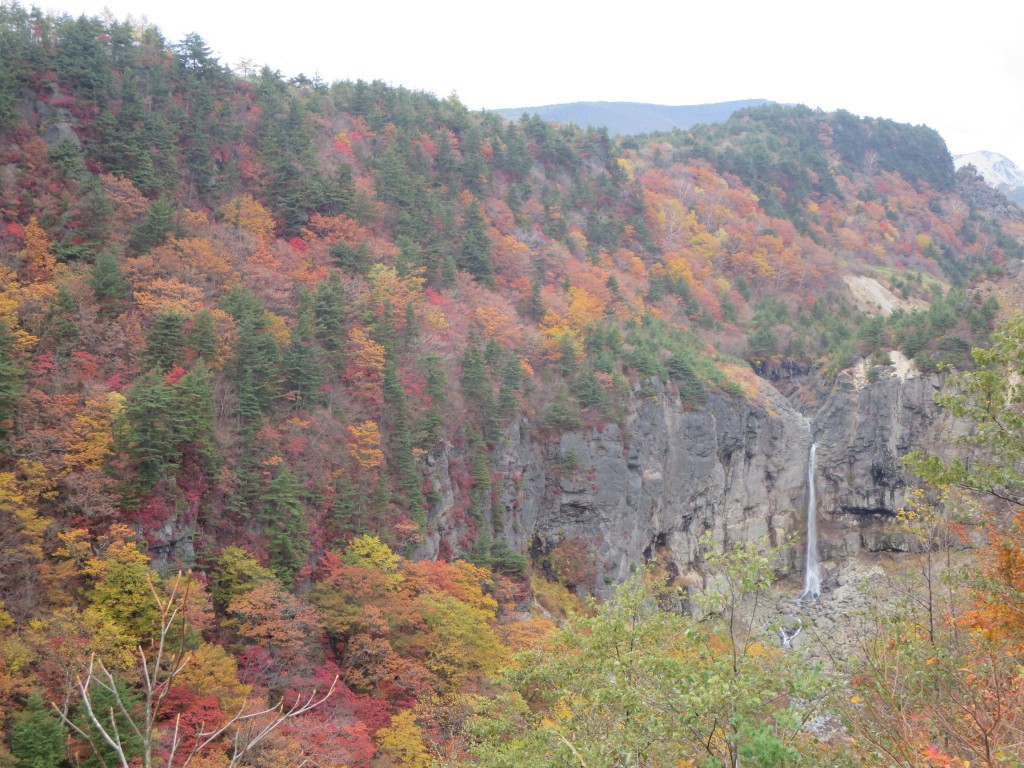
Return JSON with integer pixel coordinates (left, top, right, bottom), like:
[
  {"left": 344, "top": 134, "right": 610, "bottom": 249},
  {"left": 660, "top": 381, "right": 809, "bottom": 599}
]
[{"left": 422, "top": 355, "right": 960, "bottom": 600}]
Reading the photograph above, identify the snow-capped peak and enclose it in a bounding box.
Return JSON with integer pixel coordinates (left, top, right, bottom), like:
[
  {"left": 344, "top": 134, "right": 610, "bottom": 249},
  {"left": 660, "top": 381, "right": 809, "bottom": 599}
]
[{"left": 953, "top": 150, "right": 1024, "bottom": 190}]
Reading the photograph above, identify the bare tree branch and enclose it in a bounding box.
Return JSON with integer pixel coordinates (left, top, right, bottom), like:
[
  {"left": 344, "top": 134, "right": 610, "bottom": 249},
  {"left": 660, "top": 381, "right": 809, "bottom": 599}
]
[{"left": 53, "top": 571, "right": 336, "bottom": 768}]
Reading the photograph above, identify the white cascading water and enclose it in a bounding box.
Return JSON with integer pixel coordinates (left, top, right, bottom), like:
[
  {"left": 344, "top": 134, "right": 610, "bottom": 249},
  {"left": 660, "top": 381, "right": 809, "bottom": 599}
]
[{"left": 802, "top": 442, "right": 821, "bottom": 599}]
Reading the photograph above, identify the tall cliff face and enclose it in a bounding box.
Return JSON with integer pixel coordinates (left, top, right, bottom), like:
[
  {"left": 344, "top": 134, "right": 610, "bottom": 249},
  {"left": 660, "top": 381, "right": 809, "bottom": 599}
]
[
  {"left": 424, "top": 361, "right": 955, "bottom": 595},
  {"left": 810, "top": 364, "right": 962, "bottom": 556}
]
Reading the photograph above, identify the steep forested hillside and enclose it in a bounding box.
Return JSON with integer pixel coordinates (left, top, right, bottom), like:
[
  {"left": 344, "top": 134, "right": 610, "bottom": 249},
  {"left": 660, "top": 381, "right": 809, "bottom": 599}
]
[{"left": 2, "top": 5, "right": 1024, "bottom": 767}]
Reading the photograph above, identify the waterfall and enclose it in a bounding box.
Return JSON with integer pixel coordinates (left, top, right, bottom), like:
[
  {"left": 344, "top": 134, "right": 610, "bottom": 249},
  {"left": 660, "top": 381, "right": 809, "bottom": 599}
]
[{"left": 802, "top": 442, "right": 821, "bottom": 600}]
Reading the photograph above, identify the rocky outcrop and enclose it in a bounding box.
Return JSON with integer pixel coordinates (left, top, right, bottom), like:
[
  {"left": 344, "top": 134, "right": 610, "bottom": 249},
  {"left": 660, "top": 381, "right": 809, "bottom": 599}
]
[
  {"left": 811, "top": 362, "right": 962, "bottom": 556},
  {"left": 530, "top": 380, "right": 812, "bottom": 597},
  {"left": 424, "top": 377, "right": 812, "bottom": 597},
  {"left": 423, "top": 358, "right": 959, "bottom": 596}
]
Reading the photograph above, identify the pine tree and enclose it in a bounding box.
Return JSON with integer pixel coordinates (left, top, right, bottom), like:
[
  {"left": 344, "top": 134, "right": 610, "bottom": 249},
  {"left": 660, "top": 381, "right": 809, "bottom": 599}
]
[
  {"left": 9, "top": 692, "right": 65, "bottom": 768},
  {"left": 73, "top": 677, "right": 144, "bottom": 768},
  {"left": 498, "top": 356, "right": 523, "bottom": 421},
  {"left": 129, "top": 198, "right": 180, "bottom": 254},
  {"left": 77, "top": 175, "right": 114, "bottom": 249},
  {"left": 188, "top": 309, "right": 219, "bottom": 364},
  {"left": 419, "top": 359, "right": 447, "bottom": 448},
  {"left": 572, "top": 365, "right": 606, "bottom": 409},
  {"left": 10, "top": 692, "right": 66, "bottom": 768},
  {"left": 144, "top": 310, "right": 187, "bottom": 372},
  {"left": 383, "top": 360, "right": 425, "bottom": 527},
  {"left": 224, "top": 288, "right": 281, "bottom": 412},
  {"left": 522, "top": 274, "right": 545, "bottom": 321},
  {"left": 557, "top": 332, "right": 579, "bottom": 376},
  {"left": 172, "top": 361, "right": 216, "bottom": 464},
  {"left": 373, "top": 299, "right": 398, "bottom": 357},
  {"left": 120, "top": 363, "right": 216, "bottom": 493},
  {"left": 313, "top": 271, "right": 346, "bottom": 355},
  {"left": 233, "top": 319, "right": 281, "bottom": 411},
  {"left": 90, "top": 252, "right": 132, "bottom": 318},
  {"left": 467, "top": 425, "right": 491, "bottom": 525},
  {"left": 262, "top": 465, "right": 310, "bottom": 586},
  {"left": 46, "top": 284, "right": 79, "bottom": 349},
  {"left": 458, "top": 201, "right": 494, "bottom": 287},
  {"left": 402, "top": 300, "right": 418, "bottom": 349},
  {"left": 460, "top": 335, "right": 493, "bottom": 420},
  {"left": 395, "top": 235, "right": 424, "bottom": 277},
  {"left": 234, "top": 369, "right": 264, "bottom": 434},
  {"left": 329, "top": 240, "right": 369, "bottom": 273},
  {"left": 0, "top": 325, "right": 24, "bottom": 442},
  {"left": 375, "top": 144, "right": 417, "bottom": 207},
  {"left": 285, "top": 311, "right": 322, "bottom": 406},
  {"left": 120, "top": 370, "right": 175, "bottom": 490},
  {"left": 329, "top": 472, "right": 362, "bottom": 538}
]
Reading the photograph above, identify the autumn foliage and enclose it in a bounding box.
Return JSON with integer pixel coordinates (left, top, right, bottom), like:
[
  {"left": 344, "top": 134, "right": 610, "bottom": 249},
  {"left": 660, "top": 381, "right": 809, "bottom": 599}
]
[{"left": 1, "top": 4, "right": 1024, "bottom": 766}]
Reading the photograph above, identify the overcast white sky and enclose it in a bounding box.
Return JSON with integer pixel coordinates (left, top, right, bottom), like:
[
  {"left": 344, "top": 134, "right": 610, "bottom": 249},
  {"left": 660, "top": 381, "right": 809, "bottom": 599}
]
[{"left": 44, "top": 0, "right": 1024, "bottom": 166}]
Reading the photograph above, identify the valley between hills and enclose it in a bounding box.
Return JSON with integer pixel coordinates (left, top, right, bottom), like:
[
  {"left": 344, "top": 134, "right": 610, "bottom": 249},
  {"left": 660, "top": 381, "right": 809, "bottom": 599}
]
[{"left": 1, "top": 5, "right": 1024, "bottom": 766}]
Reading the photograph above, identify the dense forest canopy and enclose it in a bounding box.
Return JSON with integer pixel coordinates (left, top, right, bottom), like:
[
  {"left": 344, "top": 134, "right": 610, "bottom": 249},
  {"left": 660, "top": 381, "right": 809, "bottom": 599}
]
[{"left": 1, "top": 4, "right": 1024, "bottom": 767}]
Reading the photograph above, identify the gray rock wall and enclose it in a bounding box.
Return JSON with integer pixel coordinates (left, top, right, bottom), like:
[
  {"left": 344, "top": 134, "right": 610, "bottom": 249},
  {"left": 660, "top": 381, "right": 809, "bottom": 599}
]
[
  {"left": 811, "top": 365, "right": 962, "bottom": 555},
  {"left": 422, "top": 361, "right": 957, "bottom": 595}
]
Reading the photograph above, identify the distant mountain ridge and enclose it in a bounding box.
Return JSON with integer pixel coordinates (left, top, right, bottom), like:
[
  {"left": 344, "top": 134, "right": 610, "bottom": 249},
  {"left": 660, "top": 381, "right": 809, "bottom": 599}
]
[
  {"left": 493, "top": 99, "right": 772, "bottom": 136},
  {"left": 954, "top": 150, "right": 1024, "bottom": 205}
]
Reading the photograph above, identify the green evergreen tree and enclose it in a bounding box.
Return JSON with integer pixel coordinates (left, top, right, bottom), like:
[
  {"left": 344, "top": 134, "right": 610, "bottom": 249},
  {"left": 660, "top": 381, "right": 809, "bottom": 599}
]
[
  {"left": 90, "top": 252, "right": 132, "bottom": 318},
  {"left": 329, "top": 472, "right": 363, "bottom": 537},
  {"left": 102, "top": 70, "right": 160, "bottom": 196},
  {"left": 39, "top": 285, "right": 79, "bottom": 354},
  {"left": 262, "top": 464, "right": 310, "bottom": 586},
  {"left": 49, "top": 138, "right": 87, "bottom": 180},
  {"left": 234, "top": 369, "right": 265, "bottom": 434},
  {"left": 383, "top": 360, "right": 425, "bottom": 526},
  {"left": 373, "top": 300, "right": 398, "bottom": 357},
  {"left": 329, "top": 240, "right": 370, "bottom": 273},
  {"left": 129, "top": 198, "right": 180, "bottom": 254},
  {"left": 119, "top": 362, "right": 216, "bottom": 493},
  {"left": 322, "top": 163, "right": 355, "bottom": 217},
  {"left": 285, "top": 311, "right": 322, "bottom": 406},
  {"left": 460, "top": 124, "right": 490, "bottom": 193},
  {"left": 0, "top": 324, "right": 24, "bottom": 442},
  {"left": 572, "top": 365, "right": 605, "bottom": 409},
  {"left": 313, "top": 271, "right": 346, "bottom": 355},
  {"left": 458, "top": 201, "right": 495, "bottom": 287},
  {"left": 77, "top": 175, "right": 115, "bottom": 250},
  {"left": 460, "top": 335, "right": 493, "bottom": 420},
  {"left": 747, "top": 324, "right": 778, "bottom": 359},
  {"left": 0, "top": 5, "right": 36, "bottom": 131},
  {"left": 402, "top": 300, "right": 418, "bottom": 349},
  {"left": 395, "top": 235, "right": 424, "bottom": 277},
  {"left": 497, "top": 356, "right": 522, "bottom": 422},
  {"left": 188, "top": 309, "right": 219, "bottom": 364},
  {"left": 467, "top": 425, "right": 491, "bottom": 525},
  {"left": 10, "top": 692, "right": 66, "bottom": 768},
  {"left": 227, "top": 445, "right": 264, "bottom": 518},
  {"left": 144, "top": 310, "right": 187, "bottom": 372},
  {"left": 74, "top": 677, "right": 144, "bottom": 768},
  {"left": 53, "top": 14, "right": 111, "bottom": 105},
  {"left": 172, "top": 361, "right": 216, "bottom": 465},
  {"left": 522, "top": 275, "right": 545, "bottom": 321},
  {"left": 557, "top": 332, "right": 579, "bottom": 376},
  {"left": 177, "top": 70, "right": 219, "bottom": 201},
  {"left": 375, "top": 143, "right": 417, "bottom": 207},
  {"left": 419, "top": 359, "right": 447, "bottom": 448},
  {"left": 120, "top": 369, "right": 175, "bottom": 490},
  {"left": 665, "top": 350, "right": 706, "bottom": 405},
  {"left": 224, "top": 287, "right": 281, "bottom": 412}
]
